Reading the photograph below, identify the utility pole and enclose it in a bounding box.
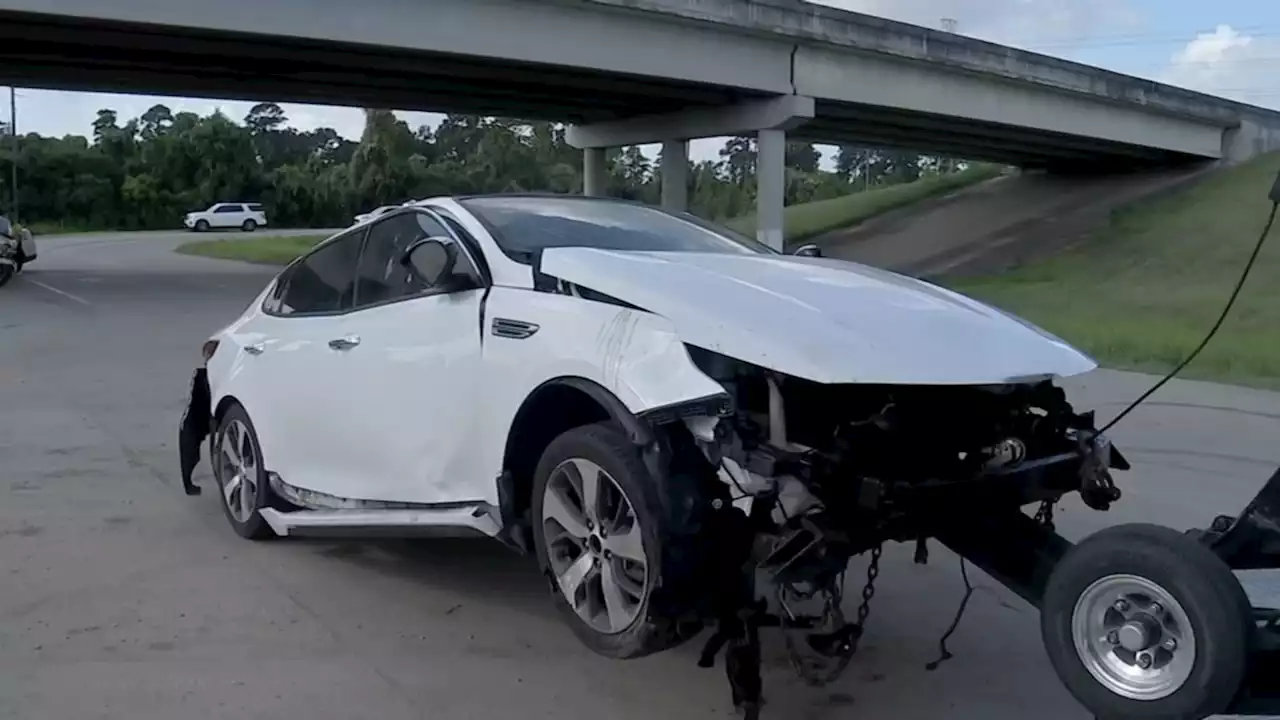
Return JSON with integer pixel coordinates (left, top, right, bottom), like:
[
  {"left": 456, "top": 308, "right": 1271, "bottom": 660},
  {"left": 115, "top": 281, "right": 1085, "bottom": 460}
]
[{"left": 9, "top": 87, "right": 16, "bottom": 222}]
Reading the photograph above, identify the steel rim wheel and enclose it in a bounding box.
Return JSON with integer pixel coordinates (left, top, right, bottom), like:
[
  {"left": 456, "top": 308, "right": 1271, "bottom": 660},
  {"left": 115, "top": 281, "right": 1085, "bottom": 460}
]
[
  {"left": 215, "top": 418, "right": 260, "bottom": 524},
  {"left": 1071, "top": 573, "right": 1197, "bottom": 701},
  {"left": 541, "top": 457, "right": 649, "bottom": 634}
]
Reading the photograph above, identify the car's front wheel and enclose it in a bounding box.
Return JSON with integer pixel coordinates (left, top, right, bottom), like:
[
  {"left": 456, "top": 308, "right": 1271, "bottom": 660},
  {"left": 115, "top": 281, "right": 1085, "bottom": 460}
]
[
  {"left": 194, "top": 219, "right": 210, "bottom": 232},
  {"left": 531, "top": 422, "right": 700, "bottom": 660},
  {"left": 212, "top": 402, "right": 276, "bottom": 540}
]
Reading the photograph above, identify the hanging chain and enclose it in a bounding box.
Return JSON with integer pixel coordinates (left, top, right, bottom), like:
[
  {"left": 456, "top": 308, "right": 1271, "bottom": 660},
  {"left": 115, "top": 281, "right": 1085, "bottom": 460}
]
[
  {"left": 856, "top": 545, "right": 881, "bottom": 631},
  {"left": 779, "top": 544, "right": 881, "bottom": 687}
]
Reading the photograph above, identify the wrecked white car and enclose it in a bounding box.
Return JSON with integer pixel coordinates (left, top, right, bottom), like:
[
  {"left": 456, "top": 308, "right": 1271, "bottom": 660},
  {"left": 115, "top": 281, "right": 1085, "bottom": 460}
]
[
  {"left": 179, "top": 194, "right": 1280, "bottom": 720},
  {"left": 0, "top": 219, "right": 36, "bottom": 287}
]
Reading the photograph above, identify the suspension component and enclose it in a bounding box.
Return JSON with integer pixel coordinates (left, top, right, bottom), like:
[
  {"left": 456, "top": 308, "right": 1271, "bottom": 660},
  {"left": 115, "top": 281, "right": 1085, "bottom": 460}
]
[{"left": 778, "top": 544, "right": 882, "bottom": 687}]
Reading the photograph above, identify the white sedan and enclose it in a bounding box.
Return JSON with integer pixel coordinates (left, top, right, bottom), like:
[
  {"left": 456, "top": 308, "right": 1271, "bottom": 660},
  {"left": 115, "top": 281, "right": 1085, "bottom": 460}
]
[{"left": 176, "top": 194, "right": 1262, "bottom": 720}]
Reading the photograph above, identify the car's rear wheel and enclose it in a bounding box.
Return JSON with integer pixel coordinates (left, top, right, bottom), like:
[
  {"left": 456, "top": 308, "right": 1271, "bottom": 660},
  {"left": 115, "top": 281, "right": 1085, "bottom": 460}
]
[
  {"left": 1041, "top": 523, "right": 1252, "bottom": 719},
  {"left": 241, "top": 219, "right": 257, "bottom": 232},
  {"left": 531, "top": 422, "right": 701, "bottom": 659},
  {"left": 194, "top": 219, "right": 210, "bottom": 232},
  {"left": 212, "top": 402, "right": 276, "bottom": 541}
]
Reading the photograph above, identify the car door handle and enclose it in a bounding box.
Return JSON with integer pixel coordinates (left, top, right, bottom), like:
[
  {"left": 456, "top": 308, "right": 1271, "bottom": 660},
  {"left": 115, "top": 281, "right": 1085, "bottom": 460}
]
[
  {"left": 244, "top": 342, "right": 265, "bottom": 356},
  {"left": 328, "top": 335, "right": 361, "bottom": 351}
]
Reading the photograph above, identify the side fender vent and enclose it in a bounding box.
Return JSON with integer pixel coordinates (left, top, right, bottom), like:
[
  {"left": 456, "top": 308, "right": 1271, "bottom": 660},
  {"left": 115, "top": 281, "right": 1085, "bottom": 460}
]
[{"left": 492, "top": 317, "right": 540, "bottom": 339}]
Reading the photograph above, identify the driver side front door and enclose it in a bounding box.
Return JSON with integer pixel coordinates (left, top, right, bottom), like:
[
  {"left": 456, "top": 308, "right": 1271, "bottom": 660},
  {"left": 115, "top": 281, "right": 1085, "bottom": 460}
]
[{"left": 316, "top": 209, "right": 488, "bottom": 505}]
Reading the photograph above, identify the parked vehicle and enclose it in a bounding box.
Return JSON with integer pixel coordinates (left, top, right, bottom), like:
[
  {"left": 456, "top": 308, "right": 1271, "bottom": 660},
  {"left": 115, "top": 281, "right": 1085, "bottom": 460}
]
[
  {"left": 184, "top": 203, "right": 268, "bottom": 232},
  {"left": 0, "top": 218, "right": 36, "bottom": 288},
  {"left": 178, "top": 194, "right": 1280, "bottom": 720},
  {"left": 352, "top": 205, "right": 399, "bottom": 225}
]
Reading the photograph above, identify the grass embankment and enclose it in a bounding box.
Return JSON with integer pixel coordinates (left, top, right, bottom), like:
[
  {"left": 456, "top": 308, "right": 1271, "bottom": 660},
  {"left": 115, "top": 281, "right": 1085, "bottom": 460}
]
[
  {"left": 951, "top": 151, "right": 1280, "bottom": 388},
  {"left": 724, "top": 163, "right": 1003, "bottom": 243},
  {"left": 175, "top": 235, "right": 327, "bottom": 265}
]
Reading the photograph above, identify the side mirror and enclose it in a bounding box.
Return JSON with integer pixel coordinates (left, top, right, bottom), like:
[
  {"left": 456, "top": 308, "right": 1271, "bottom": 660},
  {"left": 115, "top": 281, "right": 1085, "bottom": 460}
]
[
  {"left": 403, "top": 236, "right": 457, "bottom": 287},
  {"left": 793, "top": 243, "right": 823, "bottom": 258}
]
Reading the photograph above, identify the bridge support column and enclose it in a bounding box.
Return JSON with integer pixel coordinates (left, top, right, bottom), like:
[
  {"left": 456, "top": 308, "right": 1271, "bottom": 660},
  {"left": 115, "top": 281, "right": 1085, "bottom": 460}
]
[
  {"left": 755, "top": 129, "right": 785, "bottom": 251},
  {"left": 583, "top": 147, "right": 607, "bottom": 196},
  {"left": 566, "top": 95, "right": 814, "bottom": 221},
  {"left": 660, "top": 139, "right": 689, "bottom": 212}
]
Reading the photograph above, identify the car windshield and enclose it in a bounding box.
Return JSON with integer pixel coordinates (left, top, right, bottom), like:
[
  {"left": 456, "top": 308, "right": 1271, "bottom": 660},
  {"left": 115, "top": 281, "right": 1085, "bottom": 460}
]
[{"left": 458, "top": 196, "right": 776, "bottom": 264}]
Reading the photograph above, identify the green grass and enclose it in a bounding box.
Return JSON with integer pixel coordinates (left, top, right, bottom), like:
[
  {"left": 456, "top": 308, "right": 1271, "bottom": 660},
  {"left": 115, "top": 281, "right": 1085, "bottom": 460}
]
[
  {"left": 724, "top": 163, "right": 1004, "bottom": 243},
  {"left": 949, "top": 151, "right": 1280, "bottom": 388},
  {"left": 175, "top": 235, "right": 328, "bottom": 265},
  {"left": 24, "top": 220, "right": 102, "bottom": 235}
]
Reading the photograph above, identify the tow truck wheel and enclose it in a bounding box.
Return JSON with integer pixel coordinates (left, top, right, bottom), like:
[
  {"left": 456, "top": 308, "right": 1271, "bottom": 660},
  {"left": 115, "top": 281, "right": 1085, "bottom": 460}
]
[
  {"left": 531, "top": 422, "right": 699, "bottom": 660},
  {"left": 1041, "top": 523, "right": 1252, "bottom": 719}
]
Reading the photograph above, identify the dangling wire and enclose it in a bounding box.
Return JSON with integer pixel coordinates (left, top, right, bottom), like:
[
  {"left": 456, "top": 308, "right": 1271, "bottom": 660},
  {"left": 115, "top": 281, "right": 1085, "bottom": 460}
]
[{"left": 926, "top": 557, "right": 975, "bottom": 671}]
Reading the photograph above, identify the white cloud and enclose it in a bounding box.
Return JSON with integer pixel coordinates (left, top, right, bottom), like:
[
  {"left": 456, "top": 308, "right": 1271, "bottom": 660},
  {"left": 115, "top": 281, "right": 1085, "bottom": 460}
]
[{"left": 1161, "top": 25, "right": 1280, "bottom": 110}]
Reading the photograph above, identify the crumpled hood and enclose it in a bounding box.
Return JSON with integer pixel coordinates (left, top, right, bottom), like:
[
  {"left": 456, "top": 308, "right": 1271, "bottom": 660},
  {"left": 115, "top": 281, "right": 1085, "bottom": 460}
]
[{"left": 538, "top": 247, "right": 1097, "bottom": 385}]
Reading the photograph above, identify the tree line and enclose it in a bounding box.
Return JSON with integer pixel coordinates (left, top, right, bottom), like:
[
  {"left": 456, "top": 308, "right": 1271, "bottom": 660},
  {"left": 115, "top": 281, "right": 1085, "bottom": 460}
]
[{"left": 0, "top": 101, "right": 972, "bottom": 231}]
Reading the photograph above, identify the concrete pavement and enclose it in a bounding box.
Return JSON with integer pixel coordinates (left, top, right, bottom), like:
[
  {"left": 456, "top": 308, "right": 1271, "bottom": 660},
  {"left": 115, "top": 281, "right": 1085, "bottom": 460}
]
[{"left": 0, "top": 233, "right": 1276, "bottom": 720}]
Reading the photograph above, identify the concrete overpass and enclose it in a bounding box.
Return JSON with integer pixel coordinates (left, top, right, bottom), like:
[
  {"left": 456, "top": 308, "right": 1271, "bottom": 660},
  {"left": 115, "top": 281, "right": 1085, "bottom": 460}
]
[{"left": 1, "top": 0, "right": 1279, "bottom": 249}]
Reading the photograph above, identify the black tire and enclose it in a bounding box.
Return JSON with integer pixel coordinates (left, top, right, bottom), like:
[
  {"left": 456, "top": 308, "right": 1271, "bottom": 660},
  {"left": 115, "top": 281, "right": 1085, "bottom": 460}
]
[
  {"left": 0, "top": 265, "right": 12, "bottom": 288},
  {"left": 531, "top": 422, "right": 701, "bottom": 660},
  {"left": 1041, "top": 523, "right": 1252, "bottom": 720},
  {"left": 194, "top": 219, "right": 210, "bottom": 232},
  {"left": 211, "top": 402, "right": 276, "bottom": 541},
  {"left": 241, "top": 219, "right": 257, "bottom": 232}
]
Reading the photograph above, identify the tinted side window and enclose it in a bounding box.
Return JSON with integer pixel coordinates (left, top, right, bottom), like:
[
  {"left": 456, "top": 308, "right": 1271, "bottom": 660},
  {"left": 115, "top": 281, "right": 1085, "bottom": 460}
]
[
  {"left": 354, "top": 211, "right": 477, "bottom": 308},
  {"left": 214, "top": 204, "right": 243, "bottom": 214},
  {"left": 278, "top": 231, "right": 363, "bottom": 315},
  {"left": 247, "top": 204, "right": 264, "bottom": 213}
]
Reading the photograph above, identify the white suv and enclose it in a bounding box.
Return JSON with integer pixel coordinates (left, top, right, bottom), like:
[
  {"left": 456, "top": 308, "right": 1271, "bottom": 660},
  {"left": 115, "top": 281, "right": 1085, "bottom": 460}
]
[{"left": 184, "top": 203, "right": 268, "bottom": 232}]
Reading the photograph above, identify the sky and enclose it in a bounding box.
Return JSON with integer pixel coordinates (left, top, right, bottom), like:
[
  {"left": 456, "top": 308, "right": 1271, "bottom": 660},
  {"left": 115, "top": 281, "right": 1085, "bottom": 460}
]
[{"left": 9, "top": 0, "right": 1280, "bottom": 166}]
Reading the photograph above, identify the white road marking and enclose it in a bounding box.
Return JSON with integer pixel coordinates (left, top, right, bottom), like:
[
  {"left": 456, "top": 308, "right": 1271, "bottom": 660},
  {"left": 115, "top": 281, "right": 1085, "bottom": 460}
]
[{"left": 22, "top": 277, "right": 92, "bottom": 306}]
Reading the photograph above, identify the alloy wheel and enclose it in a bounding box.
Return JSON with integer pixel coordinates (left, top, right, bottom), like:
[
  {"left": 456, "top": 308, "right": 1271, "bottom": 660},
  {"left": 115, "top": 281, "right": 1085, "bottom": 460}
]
[
  {"left": 541, "top": 457, "right": 649, "bottom": 634},
  {"left": 215, "top": 418, "right": 260, "bottom": 524}
]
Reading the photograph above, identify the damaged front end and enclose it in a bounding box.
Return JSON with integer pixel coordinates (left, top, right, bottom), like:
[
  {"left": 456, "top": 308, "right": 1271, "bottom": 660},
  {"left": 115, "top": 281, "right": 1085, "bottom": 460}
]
[{"left": 669, "top": 347, "right": 1127, "bottom": 707}]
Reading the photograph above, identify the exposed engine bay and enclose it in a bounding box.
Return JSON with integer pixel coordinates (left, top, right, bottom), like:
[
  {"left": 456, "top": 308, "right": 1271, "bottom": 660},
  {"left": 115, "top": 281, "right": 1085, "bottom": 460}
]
[{"left": 668, "top": 346, "right": 1126, "bottom": 702}]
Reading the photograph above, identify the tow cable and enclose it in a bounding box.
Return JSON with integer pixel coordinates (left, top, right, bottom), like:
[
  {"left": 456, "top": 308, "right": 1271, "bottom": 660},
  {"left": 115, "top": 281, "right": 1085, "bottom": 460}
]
[{"left": 922, "top": 169, "right": 1280, "bottom": 675}]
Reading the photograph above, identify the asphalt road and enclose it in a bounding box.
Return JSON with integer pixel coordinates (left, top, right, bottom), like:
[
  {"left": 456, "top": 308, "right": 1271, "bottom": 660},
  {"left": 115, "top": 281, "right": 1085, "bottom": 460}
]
[{"left": 1, "top": 231, "right": 1277, "bottom": 720}]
